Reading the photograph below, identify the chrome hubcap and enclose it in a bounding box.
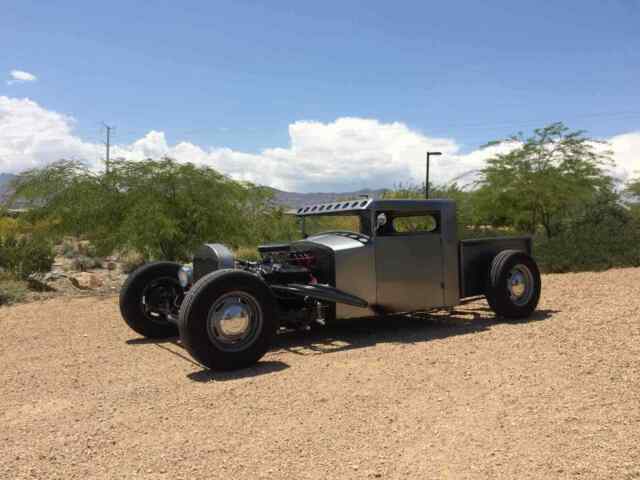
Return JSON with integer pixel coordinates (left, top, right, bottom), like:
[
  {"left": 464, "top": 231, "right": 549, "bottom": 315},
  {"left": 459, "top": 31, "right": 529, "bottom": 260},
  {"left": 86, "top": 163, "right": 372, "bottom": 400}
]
[
  {"left": 507, "top": 265, "right": 534, "bottom": 306},
  {"left": 218, "top": 304, "right": 251, "bottom": 337},
  {"left": 207, "top": 291, "right": 262, "bottom": 352}
]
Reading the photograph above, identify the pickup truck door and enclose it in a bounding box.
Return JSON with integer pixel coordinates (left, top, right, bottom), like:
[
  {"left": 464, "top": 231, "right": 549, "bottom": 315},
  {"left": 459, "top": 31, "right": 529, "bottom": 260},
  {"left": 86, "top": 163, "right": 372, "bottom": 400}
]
[{"left": 374, "top": 213, "right": 445, "bottom": 312}]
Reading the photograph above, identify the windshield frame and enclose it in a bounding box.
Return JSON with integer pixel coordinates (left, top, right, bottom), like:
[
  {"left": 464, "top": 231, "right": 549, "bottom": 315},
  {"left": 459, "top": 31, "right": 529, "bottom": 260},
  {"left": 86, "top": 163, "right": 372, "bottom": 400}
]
[{"left": 298, "top": 211, "right": 372, "bottom": 238}]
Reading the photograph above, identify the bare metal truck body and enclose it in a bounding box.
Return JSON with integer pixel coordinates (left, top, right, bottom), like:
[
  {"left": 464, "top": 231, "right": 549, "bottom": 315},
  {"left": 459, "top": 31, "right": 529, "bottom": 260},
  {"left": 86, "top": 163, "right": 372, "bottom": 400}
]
[
  {"left": 120, "top": 198, "right": 541, "bottom": 370},
  {"left": 292, "top": 199, "right": 532, "bottom": 318}
]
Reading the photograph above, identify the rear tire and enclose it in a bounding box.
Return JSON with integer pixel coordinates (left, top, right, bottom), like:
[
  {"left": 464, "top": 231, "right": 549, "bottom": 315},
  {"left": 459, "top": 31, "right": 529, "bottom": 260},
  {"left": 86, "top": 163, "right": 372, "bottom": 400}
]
[
  {"left": 486, "top": 250, "right": 541, "bottom": 319},
  {"left": 119, "top": 261, "right": 182, "bottom": 338},
  {"left": 178, "top": 270, "right": 278, "bottom": 371}
]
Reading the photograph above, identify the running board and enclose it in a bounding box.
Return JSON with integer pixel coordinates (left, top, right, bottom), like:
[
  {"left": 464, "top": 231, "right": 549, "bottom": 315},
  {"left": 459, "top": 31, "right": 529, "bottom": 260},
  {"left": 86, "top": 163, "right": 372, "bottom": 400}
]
[{"left": 271, "top": 283, "right": 368, "bottom": 308}]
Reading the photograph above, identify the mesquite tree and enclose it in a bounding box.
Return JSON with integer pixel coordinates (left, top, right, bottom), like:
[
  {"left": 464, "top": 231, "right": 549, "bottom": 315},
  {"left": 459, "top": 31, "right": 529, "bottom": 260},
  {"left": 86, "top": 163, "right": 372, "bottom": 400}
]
[
  {"left": 475, "top": 122, "right": 614, "bottom": 239},
  {"left": 11, "top": 157, "right": 287, "bottom": 260}
]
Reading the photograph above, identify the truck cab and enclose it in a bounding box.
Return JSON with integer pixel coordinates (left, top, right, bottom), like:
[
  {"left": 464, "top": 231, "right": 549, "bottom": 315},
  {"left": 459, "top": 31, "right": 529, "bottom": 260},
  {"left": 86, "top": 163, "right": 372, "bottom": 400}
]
[{"left": 293, "top": 198, "right": 533, "bottom": 319}]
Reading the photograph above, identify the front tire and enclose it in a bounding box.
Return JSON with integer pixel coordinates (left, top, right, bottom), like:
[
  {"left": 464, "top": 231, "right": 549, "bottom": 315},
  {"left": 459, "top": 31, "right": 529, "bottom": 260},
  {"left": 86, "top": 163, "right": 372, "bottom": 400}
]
[
  {"left": 486, "top": 250, "right": 541, "bottom": 319},
  {"left": 119, "top": 261, "right": 182, "bottom": 338},
  {"left": 178, "top": 270, "right": 278, "bottom": 370}
]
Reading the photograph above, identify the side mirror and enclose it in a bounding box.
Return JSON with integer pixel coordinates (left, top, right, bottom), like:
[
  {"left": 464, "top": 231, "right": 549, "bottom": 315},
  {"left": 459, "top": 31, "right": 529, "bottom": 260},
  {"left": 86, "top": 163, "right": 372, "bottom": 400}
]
[{"left": 376, "top": 213, "right": 387, "bottom": 231}]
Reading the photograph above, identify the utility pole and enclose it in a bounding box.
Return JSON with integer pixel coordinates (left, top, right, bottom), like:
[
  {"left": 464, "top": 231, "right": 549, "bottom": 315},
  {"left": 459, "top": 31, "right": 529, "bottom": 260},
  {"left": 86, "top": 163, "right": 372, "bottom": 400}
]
[
  {"left": 102, "top": 123, "right": 115, "bottom": 174},
  {"left": 425, "top": 151, "right": 442, "bottom": 199}
]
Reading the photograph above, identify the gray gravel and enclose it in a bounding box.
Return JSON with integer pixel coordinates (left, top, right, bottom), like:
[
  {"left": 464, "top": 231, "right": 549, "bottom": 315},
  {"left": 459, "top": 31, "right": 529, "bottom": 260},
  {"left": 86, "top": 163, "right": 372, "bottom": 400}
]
[{"left": 1, "top": 267, "right": 639, "bottom": 479}]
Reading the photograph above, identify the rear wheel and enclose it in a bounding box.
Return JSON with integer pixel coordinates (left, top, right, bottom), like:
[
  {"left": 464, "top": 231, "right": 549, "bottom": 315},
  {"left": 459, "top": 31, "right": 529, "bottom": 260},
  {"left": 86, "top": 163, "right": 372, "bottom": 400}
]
[
  {"left": 486, "top": 250, "right": 541, "bottom": 319},
  {"left": 119, "top": 261, "right": 182, "bottom": 338},
  {"left": 178, "top": 270, "right": 277, "bottom": 370}
]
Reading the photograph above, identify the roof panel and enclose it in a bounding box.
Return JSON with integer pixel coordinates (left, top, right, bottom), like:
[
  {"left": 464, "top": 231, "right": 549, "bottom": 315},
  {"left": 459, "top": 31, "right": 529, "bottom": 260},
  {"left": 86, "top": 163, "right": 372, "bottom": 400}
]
[{"left": 289, "top": 198, "right": 456, "bottom": 216}]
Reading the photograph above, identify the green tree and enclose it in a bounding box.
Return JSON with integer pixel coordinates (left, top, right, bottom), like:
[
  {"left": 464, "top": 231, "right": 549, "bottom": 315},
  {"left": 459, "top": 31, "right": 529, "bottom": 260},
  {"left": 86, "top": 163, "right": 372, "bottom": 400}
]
[
  {"left": 381, "top": 181, "right": 481, "bottom": 231},
  {"left": 627, "top": 176, "right": 640, "bottom": 200},
  {"left": 12, "top": 157, "right": 284, "bottom": 260},
  {"left": 475, "top": 122, "right": 614, "bottom": 238},
  {"left": 535, "top": 186, "right": 640, "bottom": 272}
]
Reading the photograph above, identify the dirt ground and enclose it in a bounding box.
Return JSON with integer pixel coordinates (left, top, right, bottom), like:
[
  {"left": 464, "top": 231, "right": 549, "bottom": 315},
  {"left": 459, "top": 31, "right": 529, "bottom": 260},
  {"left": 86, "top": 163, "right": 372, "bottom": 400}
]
[{"left": 1, "top": 268, "right": 639, "bottom": 479}]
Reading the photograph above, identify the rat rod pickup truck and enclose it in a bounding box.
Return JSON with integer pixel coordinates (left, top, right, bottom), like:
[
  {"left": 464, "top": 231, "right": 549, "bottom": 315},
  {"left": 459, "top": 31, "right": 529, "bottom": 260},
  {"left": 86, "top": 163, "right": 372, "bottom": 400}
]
[{"left": 120, "top": 199, "right": 541, "bottom": 370}]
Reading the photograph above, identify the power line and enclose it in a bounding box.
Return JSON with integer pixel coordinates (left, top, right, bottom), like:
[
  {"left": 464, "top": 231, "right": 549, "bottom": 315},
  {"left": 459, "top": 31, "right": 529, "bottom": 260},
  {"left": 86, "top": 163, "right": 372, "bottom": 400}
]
[
  {"left": 2, "top": 109, "right": 640, "bottom": 142},
  {"left": 428, "top": 110, "right": 640, "bottom": 132}
]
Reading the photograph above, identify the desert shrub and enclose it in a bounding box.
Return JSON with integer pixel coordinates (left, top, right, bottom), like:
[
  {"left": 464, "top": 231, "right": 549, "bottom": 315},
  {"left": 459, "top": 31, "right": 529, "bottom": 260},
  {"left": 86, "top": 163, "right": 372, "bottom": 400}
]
[
  {"left": 0, "top": 234, "right": 55, "bottom": 280},
  {"left": 60, "top": 239, "right": 78, "bottom": 258},
  {"left": 0, "top": 271, "right": 29, "bottom": 306},
  {"left": 0, "top": 217, "right": 20, "bottom": 237},
  {"left": 20, "top": 218, "right": 61, "bottom": 240},
  {"left": 119, "top": 250, "right": 146, "bottom": 273},
  {"left": 76, "top": 241, "right": 100, "bottom": 257},
  {"left": 535, "top": 200, "right": 640, "bottom": 273},
  {"left": 234, "top": 246, "right": 260, "bottom": 261},
  {"left": 71, "top": 255, "right": 102, "bottom": 272}
]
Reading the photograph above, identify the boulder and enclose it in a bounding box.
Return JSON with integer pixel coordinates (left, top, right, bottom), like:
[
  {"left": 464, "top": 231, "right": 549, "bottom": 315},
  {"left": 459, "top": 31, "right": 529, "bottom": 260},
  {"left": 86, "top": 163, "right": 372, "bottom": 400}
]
[{"left": 69, "top": 272, "right": 103, "bottom": 290}]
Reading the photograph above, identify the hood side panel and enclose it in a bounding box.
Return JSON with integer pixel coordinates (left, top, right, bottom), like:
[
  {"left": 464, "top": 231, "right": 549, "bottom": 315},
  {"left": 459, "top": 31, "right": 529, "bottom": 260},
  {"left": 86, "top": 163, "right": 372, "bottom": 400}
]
[
  {"left": 334, "top": 244, "right": 377, "bottom": 318},
  {"left": 294, "top": 234, "right": 377, "bottom": 319}
]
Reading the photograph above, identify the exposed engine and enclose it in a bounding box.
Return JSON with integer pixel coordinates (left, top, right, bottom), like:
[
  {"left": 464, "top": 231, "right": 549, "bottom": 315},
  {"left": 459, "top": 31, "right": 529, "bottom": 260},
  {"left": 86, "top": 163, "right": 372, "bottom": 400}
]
[
  {"left": 189, "top": 242, "right": 352, "bottom": 330},
  {"left": 238, "top": 243, "right": 331, "bottom": 330}
]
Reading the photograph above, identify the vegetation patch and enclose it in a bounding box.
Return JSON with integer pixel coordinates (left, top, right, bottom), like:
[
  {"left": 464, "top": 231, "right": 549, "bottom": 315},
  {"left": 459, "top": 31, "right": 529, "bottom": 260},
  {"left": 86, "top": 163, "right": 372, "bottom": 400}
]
[
  {"left": 2, "top": 122, "right": 639, "bottom": 277},
  {"left": 0, "top": 272, "right": 29, "bottom": 306}
]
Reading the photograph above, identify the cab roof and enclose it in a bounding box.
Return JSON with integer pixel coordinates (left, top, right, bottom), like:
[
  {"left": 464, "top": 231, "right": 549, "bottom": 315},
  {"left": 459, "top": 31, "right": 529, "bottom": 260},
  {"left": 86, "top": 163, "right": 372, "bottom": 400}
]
[{"left": 292, "top": 198, "right": 455, "bottom": 216}]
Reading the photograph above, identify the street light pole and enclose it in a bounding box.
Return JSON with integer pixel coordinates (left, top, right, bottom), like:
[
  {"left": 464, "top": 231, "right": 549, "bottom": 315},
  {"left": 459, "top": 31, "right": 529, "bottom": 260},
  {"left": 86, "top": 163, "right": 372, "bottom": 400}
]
[{"left": 426, "top": 151, "right": 442, "bottom": 199}]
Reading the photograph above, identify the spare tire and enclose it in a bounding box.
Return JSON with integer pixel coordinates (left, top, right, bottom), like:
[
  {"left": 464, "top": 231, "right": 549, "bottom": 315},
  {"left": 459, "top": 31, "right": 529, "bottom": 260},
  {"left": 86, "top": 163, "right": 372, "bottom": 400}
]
[{"left": 486, "top": 250, "right": 541, "bottom": 319}]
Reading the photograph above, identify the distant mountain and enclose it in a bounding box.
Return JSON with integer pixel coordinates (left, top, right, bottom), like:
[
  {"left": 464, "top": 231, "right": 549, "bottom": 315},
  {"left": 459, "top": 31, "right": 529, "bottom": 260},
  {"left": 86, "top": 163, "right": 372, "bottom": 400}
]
[
  {"left": 0, "top": 173, "right": 17, "bottom": 204},
  {"left": 0, "top": 173, "right": 16, "bottom": 189}
]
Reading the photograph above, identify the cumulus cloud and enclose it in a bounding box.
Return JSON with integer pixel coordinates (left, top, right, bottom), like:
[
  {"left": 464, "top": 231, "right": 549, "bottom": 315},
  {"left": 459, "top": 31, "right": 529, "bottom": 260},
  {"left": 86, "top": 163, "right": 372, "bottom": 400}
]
[
  {"left": 0, "top": 97, "right": 101, "bottom": 171},
  {"left": 607, "top": 132, "right": 640, "bottom": 182},
  {"left": 1, "top": 95, "right": 638, "bottom": 192},
  {"left": 6, "top": 70, "right": 37, "bottom": 85},
  {"left": 109, "top": 118, "right": 512, "bottom": 191}
]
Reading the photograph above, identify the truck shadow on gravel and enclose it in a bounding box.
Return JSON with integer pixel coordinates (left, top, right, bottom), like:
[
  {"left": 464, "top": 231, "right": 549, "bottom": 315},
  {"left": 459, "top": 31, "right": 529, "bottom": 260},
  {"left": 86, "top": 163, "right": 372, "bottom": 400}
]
[
  {"left": 126, "top": 337, "right": 291, "bottom": 381},
  {"left": 128, "top": 304, "right": 557, "bottom": 382},
  {"left": 271, "top": 306, "right": 557, "bottom": 358}
]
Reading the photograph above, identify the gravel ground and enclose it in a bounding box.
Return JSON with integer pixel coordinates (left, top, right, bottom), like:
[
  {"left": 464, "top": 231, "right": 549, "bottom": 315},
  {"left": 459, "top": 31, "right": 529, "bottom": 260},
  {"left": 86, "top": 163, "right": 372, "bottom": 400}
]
[{"left": 1, "top": 268, "right": 639, "bottom": 479}]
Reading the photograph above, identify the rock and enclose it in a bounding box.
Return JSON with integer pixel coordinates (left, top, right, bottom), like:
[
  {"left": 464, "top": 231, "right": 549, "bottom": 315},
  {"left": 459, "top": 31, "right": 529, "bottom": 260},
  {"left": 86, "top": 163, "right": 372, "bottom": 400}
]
[
  {"left": 106, "top": 262, "right": 117, "bottom": 271},
  {"left": 46, "top": 271, "right": 66, "bottom": 282},
  {"left": 69, "top": 272, "right": 103, "bottom": 290},
  {"left": 28, "top": 272, "right": 67, "bottom": 292},
  {"left": 28, "top": 273, "right": 54, "bottom": 292}
]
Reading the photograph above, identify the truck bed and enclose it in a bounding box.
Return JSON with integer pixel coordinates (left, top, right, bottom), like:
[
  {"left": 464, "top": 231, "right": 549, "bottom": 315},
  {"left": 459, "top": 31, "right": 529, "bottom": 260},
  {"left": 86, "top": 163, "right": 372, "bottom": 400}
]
[{"left": 459, "top": 236, "right": 533, "bottom": 298}]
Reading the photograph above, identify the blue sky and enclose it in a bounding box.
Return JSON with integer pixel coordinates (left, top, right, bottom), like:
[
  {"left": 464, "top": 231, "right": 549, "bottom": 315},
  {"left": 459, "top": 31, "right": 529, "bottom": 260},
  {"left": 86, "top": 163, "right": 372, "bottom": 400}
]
[{"left": 1, "top": 0, "right": 639, "bottom": 191}]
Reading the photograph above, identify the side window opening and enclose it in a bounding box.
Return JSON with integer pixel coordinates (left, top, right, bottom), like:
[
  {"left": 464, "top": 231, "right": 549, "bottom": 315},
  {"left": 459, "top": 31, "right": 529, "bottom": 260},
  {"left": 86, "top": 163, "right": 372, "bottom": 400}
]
[{"left": 377, "top": 212, "right": 439, "bottom": 235}]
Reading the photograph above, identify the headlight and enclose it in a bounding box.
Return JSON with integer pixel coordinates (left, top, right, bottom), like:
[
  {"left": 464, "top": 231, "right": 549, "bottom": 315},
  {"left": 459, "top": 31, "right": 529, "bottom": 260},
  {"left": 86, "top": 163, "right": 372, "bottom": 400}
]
[{"left": 178, "top": 265, "right": 193, "bottom": 288}]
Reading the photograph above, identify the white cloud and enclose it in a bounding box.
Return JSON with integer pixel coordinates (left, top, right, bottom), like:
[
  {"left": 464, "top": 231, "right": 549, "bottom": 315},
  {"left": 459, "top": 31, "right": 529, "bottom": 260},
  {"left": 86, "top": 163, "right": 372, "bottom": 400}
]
[
  {"left": 1, "top": 95, "right": 638, "bottom": 192},
  {"left": 6, "top": 70, "right": 37, "bottom": 85},
  {"left": 607, "top": 132, "right": 640, "bottom": 182},
  {"left": 0, "top": 97, "right": 101, "bottom": 171},
  {"left": 109, "top": 118, "right": 510, "bottom": 191}
]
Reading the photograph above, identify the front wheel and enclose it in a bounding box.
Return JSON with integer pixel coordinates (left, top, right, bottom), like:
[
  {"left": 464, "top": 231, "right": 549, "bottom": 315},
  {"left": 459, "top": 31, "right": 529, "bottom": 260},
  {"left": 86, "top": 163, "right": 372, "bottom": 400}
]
[
  {"left": 486, "top": 250, "right": 541, "bottom": 319},
  {"left": 178, "top": 270, "right": 278, "bottom": 370}
]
